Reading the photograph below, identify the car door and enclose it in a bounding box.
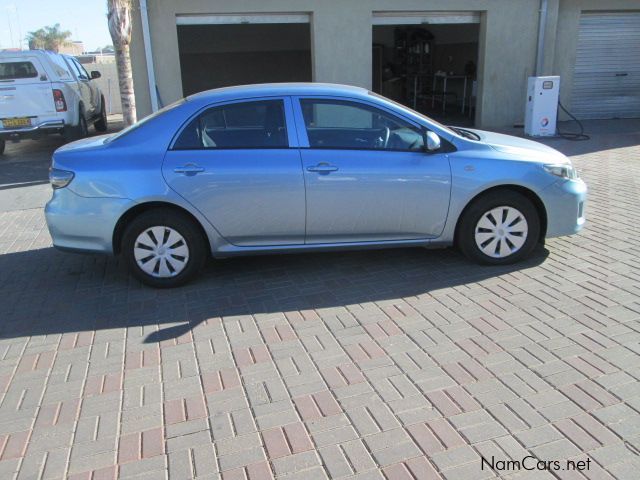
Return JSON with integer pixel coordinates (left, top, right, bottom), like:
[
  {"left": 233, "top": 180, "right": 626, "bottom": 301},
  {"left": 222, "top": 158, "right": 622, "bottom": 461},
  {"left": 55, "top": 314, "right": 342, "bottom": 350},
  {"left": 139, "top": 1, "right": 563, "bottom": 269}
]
[
  {"left": 76, "top": 60, "right": 99, "bottom": 114},
  {"left": 293, "top": 97, "right": 451, "bottom": 244},
  {"left": 65, "top": 56, "right": 95, "bottom": 116},
  {"left": 162, "top": 97, "right": 306, "bottom": 247}
]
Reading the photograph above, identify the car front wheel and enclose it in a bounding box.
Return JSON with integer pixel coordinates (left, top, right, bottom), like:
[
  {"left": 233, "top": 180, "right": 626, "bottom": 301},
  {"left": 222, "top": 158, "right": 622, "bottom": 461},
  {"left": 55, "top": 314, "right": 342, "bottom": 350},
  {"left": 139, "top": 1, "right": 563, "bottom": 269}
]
[
  {"left": 122, "top": 210, "right": 207, "bottom": 288},
  {"left": 457, "top": 190, "right": 540, "bottom": 265}
]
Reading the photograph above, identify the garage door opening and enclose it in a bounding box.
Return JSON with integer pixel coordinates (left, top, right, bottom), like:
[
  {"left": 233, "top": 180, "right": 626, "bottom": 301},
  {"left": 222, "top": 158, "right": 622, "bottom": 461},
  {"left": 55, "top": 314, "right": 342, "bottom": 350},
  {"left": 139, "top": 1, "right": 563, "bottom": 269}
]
[
  {"left": 372, "top": 14, "right": 480, "bottom": 125},
  {"left": 177, "top": 19, "right": 312, "bottom": 96}
]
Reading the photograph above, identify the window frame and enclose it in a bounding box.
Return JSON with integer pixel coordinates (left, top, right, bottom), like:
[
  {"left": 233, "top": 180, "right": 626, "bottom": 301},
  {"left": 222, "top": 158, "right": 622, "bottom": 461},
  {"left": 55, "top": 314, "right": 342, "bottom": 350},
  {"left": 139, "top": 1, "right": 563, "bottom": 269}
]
[
  {"left": 63, "top": 56, "right": 88, "bottom": 81},
  {"left": 292, "top": 96, "right": 428, "bottom": 153},
  {"left": 169, "top": 96, "right": 297, "bottom": 151},
  {"left": 75, "top": 60, "right": 91, "bottom": 80}
]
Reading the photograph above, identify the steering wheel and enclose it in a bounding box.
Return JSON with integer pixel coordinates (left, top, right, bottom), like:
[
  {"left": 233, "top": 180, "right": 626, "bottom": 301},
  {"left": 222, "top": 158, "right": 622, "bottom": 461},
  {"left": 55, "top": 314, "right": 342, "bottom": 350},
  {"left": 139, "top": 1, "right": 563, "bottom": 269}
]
[{"left": 382, "top": 126, "right": 391, "bottom": 148}]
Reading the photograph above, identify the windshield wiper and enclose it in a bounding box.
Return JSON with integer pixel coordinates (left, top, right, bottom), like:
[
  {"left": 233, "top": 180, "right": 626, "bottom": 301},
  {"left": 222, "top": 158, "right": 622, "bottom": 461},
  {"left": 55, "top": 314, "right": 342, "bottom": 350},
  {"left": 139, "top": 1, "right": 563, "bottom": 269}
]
[{"left": 451, "top": 127, "right": 480, "bottom": 141}]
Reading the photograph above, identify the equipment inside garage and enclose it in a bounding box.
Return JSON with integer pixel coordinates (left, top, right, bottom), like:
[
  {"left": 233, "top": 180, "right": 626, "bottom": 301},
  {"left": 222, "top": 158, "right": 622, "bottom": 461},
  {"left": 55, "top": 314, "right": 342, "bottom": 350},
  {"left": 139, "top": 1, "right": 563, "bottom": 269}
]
[
  {"left": 177, "top": 21, "right": 312, "bottom": 96},
  {"left": 372, "top": 20, "right": 480, "bottom": 125}
]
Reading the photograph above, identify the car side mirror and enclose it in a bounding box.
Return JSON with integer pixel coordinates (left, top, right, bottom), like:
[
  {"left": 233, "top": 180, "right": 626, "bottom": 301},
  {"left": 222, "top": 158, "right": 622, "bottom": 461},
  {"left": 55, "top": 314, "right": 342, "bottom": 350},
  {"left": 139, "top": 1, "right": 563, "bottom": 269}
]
[
  {"left": 90, "top": 71, "right": 101, "bottom": 79},
  {"left": 424, "top": 131, "right": 441, "bottom": 152}
]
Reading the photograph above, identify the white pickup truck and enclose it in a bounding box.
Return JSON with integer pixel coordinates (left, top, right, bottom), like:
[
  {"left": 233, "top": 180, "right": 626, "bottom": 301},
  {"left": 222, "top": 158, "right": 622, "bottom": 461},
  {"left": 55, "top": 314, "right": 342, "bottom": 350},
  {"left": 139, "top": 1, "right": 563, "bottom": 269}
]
[{"left": 0, "top": 50, "right": 108, "bottom": 155}]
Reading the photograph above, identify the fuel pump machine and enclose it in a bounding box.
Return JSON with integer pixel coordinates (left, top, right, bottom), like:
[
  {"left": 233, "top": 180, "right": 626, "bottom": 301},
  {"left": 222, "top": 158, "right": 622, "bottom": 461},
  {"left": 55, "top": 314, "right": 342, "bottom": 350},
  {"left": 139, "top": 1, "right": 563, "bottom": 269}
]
[{"left": 524, "top": 76, "right": 560, "bottom": 137}]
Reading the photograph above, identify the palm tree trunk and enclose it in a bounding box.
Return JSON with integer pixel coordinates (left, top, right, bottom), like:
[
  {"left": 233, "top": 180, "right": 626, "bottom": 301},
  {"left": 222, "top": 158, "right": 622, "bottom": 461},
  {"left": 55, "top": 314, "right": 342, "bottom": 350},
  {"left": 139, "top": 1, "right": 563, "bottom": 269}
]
[
  {"left": 115, "top": 41, "right": 136, "bottom": 125},
  {"left": 108, "top": 0, "right": 136, "bottom": 126}
]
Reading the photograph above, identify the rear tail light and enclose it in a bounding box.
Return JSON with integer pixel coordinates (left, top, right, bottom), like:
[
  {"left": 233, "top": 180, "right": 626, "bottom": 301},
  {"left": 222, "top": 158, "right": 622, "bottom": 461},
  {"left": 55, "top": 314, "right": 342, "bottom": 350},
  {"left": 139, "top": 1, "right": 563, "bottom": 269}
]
[
  {"left": 49, "top": 168, "right": 75, "bottom": 189},
  {"left": 52, "top": 89, "right": 67, "bottom": 112}
]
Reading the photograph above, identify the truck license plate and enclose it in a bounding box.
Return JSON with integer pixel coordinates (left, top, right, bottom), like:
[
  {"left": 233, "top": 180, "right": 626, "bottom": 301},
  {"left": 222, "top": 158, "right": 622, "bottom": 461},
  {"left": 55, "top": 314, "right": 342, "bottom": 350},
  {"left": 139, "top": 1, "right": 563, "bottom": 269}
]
[{"left": 1, "top": 117, "right": 32, "bottom": 128}]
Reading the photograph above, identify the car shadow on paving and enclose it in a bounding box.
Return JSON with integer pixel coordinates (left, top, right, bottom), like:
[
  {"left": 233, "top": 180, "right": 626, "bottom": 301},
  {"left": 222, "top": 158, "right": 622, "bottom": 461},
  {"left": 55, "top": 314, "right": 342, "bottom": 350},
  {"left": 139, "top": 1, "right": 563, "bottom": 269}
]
[
  {"left": 0, "top": 120, "right": 638, "bottom": 479},
  {"left": 0, "top": 243, "right": 548, "bottom": 343}
]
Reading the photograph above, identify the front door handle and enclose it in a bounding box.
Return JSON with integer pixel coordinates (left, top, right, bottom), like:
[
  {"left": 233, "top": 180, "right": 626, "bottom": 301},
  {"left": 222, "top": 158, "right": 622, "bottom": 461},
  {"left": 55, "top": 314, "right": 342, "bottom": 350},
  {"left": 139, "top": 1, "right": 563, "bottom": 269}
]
[
  {"left": 174, "top": 164, "right": 205, "bottom": 175},
  {"left": 307, "top": 163, "right": 339, "bottom": 173}
]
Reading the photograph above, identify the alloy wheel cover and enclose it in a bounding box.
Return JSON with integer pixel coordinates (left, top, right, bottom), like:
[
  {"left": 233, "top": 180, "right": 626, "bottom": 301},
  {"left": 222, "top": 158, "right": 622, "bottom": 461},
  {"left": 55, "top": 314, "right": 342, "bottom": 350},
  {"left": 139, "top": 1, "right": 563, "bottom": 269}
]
[
  {"left": 134, "top": 226, "right": 190, "bottom": 278},
  {"left": 474, "top": 206, "right": 529, "bottom": 258}
]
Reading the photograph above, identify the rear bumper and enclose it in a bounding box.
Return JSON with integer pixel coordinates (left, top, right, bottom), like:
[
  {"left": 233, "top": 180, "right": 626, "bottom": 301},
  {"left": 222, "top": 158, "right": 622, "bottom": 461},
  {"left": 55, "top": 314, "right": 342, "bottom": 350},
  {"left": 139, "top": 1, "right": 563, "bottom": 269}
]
[
  {"left": 0, "top": 119, "right": 65, "bottom": 140},
  {"left": 45, "top": 188, "right": 132, "bottom": 254},
  {"left": 542, "top": 178, "right": 588, "bottom": 238}
]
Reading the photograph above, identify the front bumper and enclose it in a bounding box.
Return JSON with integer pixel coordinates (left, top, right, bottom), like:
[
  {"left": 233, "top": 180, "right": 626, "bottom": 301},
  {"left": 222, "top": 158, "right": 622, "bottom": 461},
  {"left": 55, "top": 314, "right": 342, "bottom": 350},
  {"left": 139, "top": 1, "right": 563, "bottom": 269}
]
[
  {"left": 542, "top": 178, "right": 588, "bottom": 238},
  {"left": 0, "top": 120, "right": 65, "bottom": 140},
  {"left": 45, "top": 188, "right": 132, "bottom": 254}
]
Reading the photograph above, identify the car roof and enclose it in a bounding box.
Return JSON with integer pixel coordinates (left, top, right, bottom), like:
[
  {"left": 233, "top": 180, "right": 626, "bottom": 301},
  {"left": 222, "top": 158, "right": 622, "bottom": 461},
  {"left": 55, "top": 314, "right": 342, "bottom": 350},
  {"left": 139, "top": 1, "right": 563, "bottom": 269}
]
[
  {"left": 187, "top": 83, "right": 371, "bottom": 102},
  {"left": 0, "top": 49, "right": 57, "bottom": 58}
]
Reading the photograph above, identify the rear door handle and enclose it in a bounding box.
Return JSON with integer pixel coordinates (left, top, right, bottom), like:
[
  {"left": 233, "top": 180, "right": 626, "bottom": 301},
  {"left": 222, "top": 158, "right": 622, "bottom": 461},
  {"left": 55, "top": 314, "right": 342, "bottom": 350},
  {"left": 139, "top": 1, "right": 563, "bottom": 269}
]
[
  {"left": 307, "top": 163, "right": 339, "bottom": 173},
  {"left": 174, "top": 164, "right": 205, "bottom": 175}
]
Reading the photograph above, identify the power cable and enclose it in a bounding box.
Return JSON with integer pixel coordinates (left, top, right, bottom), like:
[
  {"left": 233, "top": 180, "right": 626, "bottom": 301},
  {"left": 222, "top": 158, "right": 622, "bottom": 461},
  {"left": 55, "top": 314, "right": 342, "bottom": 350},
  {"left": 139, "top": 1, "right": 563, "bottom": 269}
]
[{"left": 556, "top": 101, "right": 590, "bottom": 141}]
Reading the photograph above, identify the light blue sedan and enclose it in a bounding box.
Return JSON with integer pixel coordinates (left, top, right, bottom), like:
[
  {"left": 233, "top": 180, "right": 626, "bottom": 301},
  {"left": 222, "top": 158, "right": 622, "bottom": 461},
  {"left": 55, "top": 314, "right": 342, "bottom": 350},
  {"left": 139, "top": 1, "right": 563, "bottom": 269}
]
[{"left": 45, "top": 83, "right": 587, "bottom": 287}]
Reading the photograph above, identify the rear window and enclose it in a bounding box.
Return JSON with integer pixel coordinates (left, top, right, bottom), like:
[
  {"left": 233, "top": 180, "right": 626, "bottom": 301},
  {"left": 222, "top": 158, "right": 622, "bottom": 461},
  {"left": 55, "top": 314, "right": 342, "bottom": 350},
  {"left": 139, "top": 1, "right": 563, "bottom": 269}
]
[{"left": 0, "top": 61, "right": 38, "bottom": 80}]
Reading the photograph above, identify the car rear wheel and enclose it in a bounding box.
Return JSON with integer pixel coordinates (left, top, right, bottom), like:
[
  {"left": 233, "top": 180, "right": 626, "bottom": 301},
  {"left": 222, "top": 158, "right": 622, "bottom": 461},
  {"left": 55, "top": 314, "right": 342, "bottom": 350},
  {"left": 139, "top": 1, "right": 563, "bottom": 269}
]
[
  {"left": 122, "top": 210, "right": 207, "bottom": 288},
  {"left": 94, "top": 97, "right": 108, "bottom": 132},
  {"left": 457, "top": 190, "right": 540, "bottom": 265},
  {"left": 64, "top": 107, "right": 89, "bottom": 141}
]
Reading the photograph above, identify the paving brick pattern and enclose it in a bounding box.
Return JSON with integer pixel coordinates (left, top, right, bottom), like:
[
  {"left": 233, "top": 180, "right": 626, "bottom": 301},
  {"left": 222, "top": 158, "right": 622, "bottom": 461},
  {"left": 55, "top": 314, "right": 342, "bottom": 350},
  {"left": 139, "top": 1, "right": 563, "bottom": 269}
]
[{"left": 0, "top": 127, "right": 639, "bottom": 479}]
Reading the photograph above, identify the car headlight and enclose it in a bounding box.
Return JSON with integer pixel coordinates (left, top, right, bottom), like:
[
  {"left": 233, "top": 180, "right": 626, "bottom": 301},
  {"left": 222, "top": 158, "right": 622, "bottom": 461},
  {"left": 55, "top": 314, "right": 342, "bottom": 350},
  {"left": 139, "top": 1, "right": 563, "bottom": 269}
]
[
  {"left": 543, "top": 163, "right": 578, "bottom": 180},
  {"left": 49, "top": 168, "right": 75, "bottom": 189}
]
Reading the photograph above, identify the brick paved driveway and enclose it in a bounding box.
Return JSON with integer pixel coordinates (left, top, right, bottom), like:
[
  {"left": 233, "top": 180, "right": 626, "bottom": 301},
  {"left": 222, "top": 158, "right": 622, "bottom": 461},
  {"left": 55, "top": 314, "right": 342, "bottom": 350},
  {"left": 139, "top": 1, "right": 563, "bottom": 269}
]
[{"left": 0, "top": 121, "right": 639, "bottom": 479}]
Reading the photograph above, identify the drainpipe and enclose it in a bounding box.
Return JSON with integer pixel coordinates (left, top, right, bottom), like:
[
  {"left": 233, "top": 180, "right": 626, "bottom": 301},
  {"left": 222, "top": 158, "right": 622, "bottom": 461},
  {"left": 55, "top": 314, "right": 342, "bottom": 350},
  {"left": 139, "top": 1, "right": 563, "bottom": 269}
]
[
  {"left": 139, "top": 0, "right": 159, "bottom": 112},
  {"left": 535, "top": 0, "right": 548, "bottom": 76}
]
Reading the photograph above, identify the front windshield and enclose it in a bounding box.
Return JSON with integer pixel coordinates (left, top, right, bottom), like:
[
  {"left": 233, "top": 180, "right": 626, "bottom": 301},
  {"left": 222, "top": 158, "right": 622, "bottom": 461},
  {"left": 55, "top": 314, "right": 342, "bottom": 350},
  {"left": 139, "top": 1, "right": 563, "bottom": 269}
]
[
  {"left": 368, "top": 91, "right": 459, "bottom": 137},
  {"left": 105, "top": 99, "right": 186, "bottom": 143}
]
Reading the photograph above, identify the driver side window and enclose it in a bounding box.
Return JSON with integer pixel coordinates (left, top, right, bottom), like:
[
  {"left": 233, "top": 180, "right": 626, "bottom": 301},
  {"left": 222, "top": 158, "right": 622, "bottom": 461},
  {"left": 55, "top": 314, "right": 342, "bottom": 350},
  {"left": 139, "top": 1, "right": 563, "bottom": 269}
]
[
  {"left": 72, "top": 58, "right": 88, "bottom": 80},
  {"left": 300, "top": 99, "right": 424, "bottom": 151}
]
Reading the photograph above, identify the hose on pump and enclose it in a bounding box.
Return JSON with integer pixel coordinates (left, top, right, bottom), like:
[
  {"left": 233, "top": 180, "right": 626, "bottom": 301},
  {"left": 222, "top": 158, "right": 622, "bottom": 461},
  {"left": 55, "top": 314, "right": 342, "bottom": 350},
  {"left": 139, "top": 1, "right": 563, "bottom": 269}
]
[{"left": 557, "top": 101, "right": 590, "bottom": 141}]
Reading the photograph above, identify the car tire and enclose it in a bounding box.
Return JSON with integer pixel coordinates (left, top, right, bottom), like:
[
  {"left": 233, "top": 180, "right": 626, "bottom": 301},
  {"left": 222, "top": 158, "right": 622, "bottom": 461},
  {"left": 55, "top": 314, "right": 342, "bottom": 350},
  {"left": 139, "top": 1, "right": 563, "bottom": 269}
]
[
  {"left": 457, "top": 190, "right": 540, "bottom": 265},
  {"left": 122, "top": 209, "right": 207, "bottom": 288},
  {"left": 0, "top": 139, "right": 5, "bottom": 155},
  {"left": 63, "top": 106, "right": 89, "bottom": 141},
  {"left": 94, "top": 97, "right": 108, "bottom": 132}
]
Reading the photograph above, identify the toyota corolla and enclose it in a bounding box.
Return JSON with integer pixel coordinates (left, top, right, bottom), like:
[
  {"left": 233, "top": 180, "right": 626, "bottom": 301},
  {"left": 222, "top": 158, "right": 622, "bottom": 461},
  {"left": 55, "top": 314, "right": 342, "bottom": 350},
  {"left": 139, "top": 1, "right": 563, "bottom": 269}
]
[{"left": 45, "top": 83, "right": 587, "bottom": 287}]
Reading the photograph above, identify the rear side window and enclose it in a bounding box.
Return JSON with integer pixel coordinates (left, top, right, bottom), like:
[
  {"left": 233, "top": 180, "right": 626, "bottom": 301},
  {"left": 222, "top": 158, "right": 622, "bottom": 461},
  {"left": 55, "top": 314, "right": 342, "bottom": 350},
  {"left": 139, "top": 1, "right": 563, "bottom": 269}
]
[
  {"left": 174, "top": 100, "right": 288, "bottom": 149},
  {"left": 0, "top": 62, "right": 38, "bottom": 80}
]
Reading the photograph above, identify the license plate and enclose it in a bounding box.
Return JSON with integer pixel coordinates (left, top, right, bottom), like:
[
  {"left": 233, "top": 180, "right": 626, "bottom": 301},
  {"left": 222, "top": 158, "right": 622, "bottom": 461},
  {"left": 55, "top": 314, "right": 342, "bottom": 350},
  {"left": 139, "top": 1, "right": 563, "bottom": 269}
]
[{"left": 2, "top": 117, "right": 31, "bottom": 128}]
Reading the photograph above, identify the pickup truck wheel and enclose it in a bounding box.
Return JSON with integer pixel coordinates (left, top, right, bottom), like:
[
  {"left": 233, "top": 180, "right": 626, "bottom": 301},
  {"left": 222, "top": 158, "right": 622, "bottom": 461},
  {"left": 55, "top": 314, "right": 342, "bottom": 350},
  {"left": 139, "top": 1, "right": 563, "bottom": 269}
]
[
  {"left": 94, "top": 97, "right": 108, "bottom": 132},
  {"left": 63, "top": 108, "right": 88, "bottom": 142},
  {"left": 0, "top": 139, "right": 5, "bottom": 155}
]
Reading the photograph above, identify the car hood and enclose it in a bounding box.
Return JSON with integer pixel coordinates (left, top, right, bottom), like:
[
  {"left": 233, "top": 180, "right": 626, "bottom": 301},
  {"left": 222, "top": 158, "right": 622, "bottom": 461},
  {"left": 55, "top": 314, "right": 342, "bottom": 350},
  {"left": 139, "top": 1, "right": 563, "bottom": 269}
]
[{"left": 463, "top": 128, "right": 569, "bottom": 163}]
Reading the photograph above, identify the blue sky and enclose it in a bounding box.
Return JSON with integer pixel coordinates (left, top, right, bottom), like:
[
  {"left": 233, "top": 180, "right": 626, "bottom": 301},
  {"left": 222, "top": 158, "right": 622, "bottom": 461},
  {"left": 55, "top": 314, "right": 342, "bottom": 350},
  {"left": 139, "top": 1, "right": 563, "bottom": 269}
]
[{"left": 0, "top": 0, "right": 112, "bottom": 51}]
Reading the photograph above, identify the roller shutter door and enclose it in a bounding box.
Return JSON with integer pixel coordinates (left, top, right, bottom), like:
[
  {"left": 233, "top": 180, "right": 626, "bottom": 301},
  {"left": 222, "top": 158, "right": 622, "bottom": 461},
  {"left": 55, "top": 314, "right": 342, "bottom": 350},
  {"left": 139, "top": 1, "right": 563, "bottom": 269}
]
[{"left": 571, "top": 12, "right": 640, "bottom": 119}]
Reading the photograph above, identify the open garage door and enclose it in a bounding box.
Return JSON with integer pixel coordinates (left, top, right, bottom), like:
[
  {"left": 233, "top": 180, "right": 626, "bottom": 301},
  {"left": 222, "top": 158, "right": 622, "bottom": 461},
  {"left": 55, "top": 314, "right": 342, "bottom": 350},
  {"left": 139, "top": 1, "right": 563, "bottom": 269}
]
[
  {"left": 176, "top": 14, "right": 312, "bottom": 96},
  {"left": 572, "top": 12, "right": 640, "bottom": 119},
  {"left": 372, "top": 11, "right": 481, "bottom": 126}
]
